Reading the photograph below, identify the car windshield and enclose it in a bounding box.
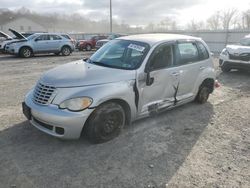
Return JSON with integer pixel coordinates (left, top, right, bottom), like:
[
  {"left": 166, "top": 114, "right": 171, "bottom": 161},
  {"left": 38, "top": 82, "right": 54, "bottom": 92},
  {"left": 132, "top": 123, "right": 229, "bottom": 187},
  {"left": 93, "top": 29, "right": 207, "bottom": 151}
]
[
  {"left": 87, "top": 39, "right": 150, "bottom": 70},
  {"left": 27, "top": 34, "right": 37, "bottom": 40},
  {"left": 240, "top": 38, "right": 250, "bottom": 46}
]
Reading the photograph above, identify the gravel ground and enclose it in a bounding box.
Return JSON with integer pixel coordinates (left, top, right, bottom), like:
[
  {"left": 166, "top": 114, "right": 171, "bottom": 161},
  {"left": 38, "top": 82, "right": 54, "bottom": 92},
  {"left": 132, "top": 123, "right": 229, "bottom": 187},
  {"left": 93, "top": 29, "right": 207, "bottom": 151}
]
[{"left": 0, "top": 52, "right": 249, "bottom": 188}]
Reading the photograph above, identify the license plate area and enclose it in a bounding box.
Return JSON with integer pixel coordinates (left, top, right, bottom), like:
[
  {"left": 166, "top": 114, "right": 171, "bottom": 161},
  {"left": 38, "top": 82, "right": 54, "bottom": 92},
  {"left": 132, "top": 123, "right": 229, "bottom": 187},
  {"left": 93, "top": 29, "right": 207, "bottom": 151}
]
[{"left": 22, "top": 102, "right": 31, "bottom": 120}]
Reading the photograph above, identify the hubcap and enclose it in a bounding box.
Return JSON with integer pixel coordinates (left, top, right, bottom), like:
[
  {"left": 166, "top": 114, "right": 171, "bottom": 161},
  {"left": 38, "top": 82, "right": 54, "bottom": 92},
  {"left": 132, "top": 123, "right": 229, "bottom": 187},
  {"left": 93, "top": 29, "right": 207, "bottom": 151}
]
[
  {"left": 200, "top": 88, "right": 209, "bottom": 102},
  {"left": 86, "top": 45, "right": 91, "bottom": 51},
  {"left": 99, "top": 112, "right": 123, "bottom": 136},
  {"left": 23, "top": 49, "right": 31, "bottom": 57},
  {"left": 63, "top": 48, "right": 70, "bottom": 55}
]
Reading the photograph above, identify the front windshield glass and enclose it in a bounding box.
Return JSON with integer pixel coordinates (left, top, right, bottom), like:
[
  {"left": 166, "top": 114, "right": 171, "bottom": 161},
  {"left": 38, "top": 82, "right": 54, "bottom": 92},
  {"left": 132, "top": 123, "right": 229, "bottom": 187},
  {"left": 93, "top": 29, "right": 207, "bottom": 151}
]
[
  {"left": 27, "top": 34, "right": 36, "bottom": 40},
  {"left": 87, "top": 39, "right": 150, "bottom": 70},
  {"left": 240, "top": 38, "right": 250, "bottom": 46}
]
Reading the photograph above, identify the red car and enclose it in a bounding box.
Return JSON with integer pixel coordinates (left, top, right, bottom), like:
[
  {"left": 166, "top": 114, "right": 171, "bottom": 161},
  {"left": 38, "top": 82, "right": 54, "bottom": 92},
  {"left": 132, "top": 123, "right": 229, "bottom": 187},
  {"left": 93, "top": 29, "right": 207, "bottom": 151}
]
[{"left": 76, "top": 35, "right": 107, "bottom": 51}]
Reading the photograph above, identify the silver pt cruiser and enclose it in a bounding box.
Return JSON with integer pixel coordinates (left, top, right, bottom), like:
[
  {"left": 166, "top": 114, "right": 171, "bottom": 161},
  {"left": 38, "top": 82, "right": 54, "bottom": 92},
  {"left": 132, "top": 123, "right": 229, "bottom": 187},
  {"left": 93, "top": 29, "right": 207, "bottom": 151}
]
[{"left": 23, "top": 34, "right": 216, "bottom": 143}]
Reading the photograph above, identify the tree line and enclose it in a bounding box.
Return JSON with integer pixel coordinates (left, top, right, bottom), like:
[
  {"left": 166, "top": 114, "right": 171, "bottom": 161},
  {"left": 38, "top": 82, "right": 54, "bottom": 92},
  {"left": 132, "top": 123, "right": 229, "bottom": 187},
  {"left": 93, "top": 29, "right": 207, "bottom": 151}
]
[{"left": 0, "top": 7, "right": 250, "bottom": 33}]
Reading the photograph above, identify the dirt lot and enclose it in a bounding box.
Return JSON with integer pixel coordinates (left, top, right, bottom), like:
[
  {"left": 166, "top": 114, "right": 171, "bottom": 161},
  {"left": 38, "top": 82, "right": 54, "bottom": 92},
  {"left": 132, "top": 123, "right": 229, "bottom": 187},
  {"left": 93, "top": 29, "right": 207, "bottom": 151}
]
[{"left": 0, "top": 52, "right": 249, "bottom": 188}]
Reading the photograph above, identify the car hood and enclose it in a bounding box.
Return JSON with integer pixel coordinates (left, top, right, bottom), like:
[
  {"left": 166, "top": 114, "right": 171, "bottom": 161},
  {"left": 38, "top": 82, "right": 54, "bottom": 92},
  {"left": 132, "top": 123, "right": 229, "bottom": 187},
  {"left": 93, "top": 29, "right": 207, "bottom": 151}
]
[
  {"left": 39, "top": 60, "right": 136, "bottom": 87},
  {"left": 226, "top": 44, "right": 250, "bottom": 54},
  {"left": 9, "top": 28, "right": 27, "bottom": 40},
  {"left": 0, "top": 31, "right": 12, "bottom": 39}
]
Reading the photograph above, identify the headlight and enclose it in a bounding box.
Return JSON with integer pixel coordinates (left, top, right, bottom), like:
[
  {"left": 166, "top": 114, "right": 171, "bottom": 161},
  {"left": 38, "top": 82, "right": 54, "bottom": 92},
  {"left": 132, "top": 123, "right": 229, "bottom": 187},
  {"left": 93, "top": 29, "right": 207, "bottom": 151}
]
[
  {"left": 221, "top": 49, "right": 229, "bottom": 56},
  {"left": 59, "top": 97, "right": 92, "bottom": 111}
]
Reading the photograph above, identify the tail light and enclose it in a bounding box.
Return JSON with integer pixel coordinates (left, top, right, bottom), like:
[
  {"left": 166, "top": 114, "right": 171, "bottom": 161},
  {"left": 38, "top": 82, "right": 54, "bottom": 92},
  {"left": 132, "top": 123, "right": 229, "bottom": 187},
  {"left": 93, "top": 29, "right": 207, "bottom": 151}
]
[{"left": 214, "top": 80, "right": 220, "bottom": 88}]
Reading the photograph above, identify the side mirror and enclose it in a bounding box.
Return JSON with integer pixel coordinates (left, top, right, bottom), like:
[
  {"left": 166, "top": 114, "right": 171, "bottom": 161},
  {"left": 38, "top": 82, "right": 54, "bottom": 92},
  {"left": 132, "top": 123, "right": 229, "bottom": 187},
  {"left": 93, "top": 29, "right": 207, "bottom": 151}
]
[{"left": 146, "top": 71, "right": 154, "bottom": 86}]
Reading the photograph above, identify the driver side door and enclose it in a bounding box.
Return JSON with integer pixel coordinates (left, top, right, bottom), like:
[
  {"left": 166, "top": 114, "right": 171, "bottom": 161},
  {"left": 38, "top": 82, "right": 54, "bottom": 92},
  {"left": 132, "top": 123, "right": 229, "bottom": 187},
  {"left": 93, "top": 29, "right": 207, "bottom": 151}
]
[{"left": 33, "top": 35, "right": 51, "bottom": 53}]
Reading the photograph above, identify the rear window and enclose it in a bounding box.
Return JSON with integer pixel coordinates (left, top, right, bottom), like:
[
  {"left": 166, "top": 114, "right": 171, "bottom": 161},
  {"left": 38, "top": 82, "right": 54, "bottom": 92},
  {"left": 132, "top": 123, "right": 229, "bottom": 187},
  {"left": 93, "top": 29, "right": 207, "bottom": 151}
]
[
  {"left": 62, "top": 35, "right": 70, "bottom": 39},
  {"left": 175, "top": 42, "right": 199, "bottom": 65},
  {"left": 197, "top": 42, "right": 209, "bottom": 60},
  {"left": 51, "top": 35, "right": 62, "bottom": 40}
]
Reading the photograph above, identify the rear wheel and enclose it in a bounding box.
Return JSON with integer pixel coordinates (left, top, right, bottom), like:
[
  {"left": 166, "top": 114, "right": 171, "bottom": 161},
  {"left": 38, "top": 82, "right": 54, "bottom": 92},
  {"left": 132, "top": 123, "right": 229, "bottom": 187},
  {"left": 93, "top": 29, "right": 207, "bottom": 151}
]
[
  {"left": 195, "top": 86, "right": 210, "bottom": 104},
  {"left": 84, "top": 102, "right": 125, "bottom": 144},
  {"left": 20, "top": 47, "right": 32, "bottom": 58},
  {"left": 61, "top": 46, "right": 71, "bottom": 56}
]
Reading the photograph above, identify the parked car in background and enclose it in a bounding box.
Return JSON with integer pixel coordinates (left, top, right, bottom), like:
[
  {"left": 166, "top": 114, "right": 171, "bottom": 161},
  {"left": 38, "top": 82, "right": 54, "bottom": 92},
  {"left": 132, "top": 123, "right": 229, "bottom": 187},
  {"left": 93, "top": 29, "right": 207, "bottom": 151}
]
[
  {"left": 22, "top": 34, "right": 216, "bottom": 143},
  {"left": 219, "top": 34, "right": 250, "bottom": 72},
  {"left": 0, "top": 29, "right": 30, "bottom": 53},
  {"left": 95, "top": 33, "right": 126, "bottom": 50},
  {"left": 0, "top": 31, "right": 13, "bottom": 52},
  {"left": 5, "top": 33, "right": 75, "bottom": 58},
  {"left": 76, "top": 35, "right": 107, "bottom": 51}
]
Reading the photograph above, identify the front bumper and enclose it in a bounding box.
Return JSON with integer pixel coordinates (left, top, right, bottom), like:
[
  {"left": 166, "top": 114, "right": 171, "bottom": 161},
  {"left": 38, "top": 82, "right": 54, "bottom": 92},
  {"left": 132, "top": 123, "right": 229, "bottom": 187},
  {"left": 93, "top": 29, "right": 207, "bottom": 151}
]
[
  {"left": 219, "top": 56, "right": 250, "bottom": 70},
  {"left": 5, "top": 46, "right": 17, "bottom": 54},
  {"left": 24, "top": 90, "right": 94, "bottom": 139}
]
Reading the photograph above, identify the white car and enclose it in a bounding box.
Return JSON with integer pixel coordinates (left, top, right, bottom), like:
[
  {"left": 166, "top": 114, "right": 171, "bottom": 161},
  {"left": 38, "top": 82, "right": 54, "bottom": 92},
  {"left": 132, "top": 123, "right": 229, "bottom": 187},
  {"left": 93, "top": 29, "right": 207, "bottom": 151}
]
[
  {"left": 219, "top": 35, "right": 250, "bottom": 72},
  {"left": 23, "top": 34, "right": 216, "bottom": 143}
]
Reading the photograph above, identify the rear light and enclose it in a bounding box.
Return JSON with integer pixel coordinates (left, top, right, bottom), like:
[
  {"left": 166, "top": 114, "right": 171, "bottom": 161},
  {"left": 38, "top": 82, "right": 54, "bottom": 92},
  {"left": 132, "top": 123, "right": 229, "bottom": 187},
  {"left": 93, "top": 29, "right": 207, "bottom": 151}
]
[{"left": 215, "top": 80, "right": 220, "bottom": 88}]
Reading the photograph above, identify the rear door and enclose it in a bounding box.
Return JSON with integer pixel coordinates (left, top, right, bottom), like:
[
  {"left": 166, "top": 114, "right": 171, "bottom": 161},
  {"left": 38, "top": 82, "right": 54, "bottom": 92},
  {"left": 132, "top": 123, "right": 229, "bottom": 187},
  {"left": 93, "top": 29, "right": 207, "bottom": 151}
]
[
  {"left": 173, "top": 41, "right": 205, "bottom": 103},
  {"left": 49, "top": 35, "right": 62, "bottom": 51}
]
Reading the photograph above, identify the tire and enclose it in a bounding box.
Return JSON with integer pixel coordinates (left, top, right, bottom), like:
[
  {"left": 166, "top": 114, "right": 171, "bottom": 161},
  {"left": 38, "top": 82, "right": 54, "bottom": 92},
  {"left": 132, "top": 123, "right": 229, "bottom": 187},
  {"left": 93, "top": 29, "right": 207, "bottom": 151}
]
[
  {"left": 195, "top": 86, "right": 210, "bottom": 104},
  {"left": 85, "top": 44, "right": 92, "bottom": 51},
  {"left": 221, "top": 65, "right": 231, "bottom": 73},
  {"left": 20, "top": 47, "right": 32, "bottom": 58},
  {"left": 84, "top": 102, "right": 125, "bottom": 144},
  {"left": 61, "top": 46, "right": 71, "bottom": 56}
]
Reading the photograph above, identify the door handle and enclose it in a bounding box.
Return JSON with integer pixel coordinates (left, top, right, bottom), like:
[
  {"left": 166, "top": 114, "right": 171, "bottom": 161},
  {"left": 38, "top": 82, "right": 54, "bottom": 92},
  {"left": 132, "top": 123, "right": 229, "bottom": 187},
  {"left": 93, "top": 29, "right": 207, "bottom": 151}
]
[{"left": 200, "top": 66, "right": 206, "bottom": 70}]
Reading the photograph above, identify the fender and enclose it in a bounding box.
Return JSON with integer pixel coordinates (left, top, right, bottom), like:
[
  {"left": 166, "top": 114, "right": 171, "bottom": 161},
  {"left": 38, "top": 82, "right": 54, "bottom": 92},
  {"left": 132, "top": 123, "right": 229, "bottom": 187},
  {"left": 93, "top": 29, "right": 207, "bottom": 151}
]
[{"left": 52, "top": 80, "right": 138, "bottom": 121}]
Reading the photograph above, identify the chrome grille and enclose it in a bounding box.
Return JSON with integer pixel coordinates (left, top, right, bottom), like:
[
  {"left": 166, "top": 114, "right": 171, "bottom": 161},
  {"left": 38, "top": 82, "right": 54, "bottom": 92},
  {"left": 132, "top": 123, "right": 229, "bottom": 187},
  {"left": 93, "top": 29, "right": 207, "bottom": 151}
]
[{"left": 33, "top": 82, "right": 56, "bottom": 105}]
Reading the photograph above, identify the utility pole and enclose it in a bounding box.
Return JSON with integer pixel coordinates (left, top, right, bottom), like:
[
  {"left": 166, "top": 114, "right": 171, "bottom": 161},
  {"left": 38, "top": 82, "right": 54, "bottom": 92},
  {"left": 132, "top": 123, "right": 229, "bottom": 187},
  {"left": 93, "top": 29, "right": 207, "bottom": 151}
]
[{"left": 110, "top": 0, "right": 112, "bottom": 33}]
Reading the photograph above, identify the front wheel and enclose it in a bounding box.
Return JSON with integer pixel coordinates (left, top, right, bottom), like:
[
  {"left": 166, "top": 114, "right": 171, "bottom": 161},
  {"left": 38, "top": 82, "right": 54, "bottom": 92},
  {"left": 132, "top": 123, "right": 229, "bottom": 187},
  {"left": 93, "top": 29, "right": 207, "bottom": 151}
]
[
  {"left": 195, "top": 86, "right": 210, "bottom": 104},
  {"left": 20, "top": 47, "right": 32, "bottom": 58},
  {"left": 61, "top": 46, "right": 71, "bottom": 56},
  {"left": 84, "top": 102, "right": 125, "bottom": 144}
]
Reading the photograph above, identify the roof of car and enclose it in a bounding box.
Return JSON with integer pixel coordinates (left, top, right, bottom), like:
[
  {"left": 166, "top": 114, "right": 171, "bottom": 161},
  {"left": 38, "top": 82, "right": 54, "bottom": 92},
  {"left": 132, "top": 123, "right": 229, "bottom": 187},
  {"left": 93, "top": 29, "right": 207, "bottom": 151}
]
[
  {"left": 32, "top": 33, "right": 69, "bottom": 36},
  {"left": 118, "top": 33, "right": 200, "bottom": 46}
]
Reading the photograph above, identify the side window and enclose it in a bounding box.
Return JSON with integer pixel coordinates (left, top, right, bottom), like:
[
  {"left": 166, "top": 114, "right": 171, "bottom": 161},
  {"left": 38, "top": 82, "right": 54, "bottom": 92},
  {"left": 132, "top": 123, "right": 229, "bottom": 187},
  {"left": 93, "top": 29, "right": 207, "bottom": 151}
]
[
  {"left": 197, "top": 42, "right": 209, "bottom": 60},
  {"left": 148, "top": 44, "right": 173, "bottom": 70},
  {"left": 51, "top": 35, "right": 62, "bottom": 40},
  {"left": 36, "top": 35, "right": 50, "bottom": 41},
  {"left": 62, "top": 35, "right": 70, "bottom": 39},
  {"left": 175, "top": 42, "right": 199, "bottom": 65}
]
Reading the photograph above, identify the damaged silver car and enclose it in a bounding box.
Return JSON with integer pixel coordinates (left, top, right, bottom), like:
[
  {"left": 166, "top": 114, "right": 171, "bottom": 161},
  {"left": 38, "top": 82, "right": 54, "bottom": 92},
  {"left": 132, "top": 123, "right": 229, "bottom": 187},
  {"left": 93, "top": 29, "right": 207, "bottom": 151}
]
[{"left": 22, "top": 34, "right": 216, "bottom": 143}]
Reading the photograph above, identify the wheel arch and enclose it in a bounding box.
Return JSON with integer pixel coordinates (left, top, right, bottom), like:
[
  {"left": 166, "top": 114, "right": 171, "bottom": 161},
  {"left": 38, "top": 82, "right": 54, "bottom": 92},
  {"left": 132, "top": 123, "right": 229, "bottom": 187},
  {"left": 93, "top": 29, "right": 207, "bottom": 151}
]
[
  {"left": 200, "top": 78, "right": 215, "bottom": 93},
  {"left": 61, "top": 45, "right": 72, "bottom": 52},
  {"left": 88, "top": 98, "right": 132, "bottom": 126},
  {"left": 19, "top": 46, "right": 33, "bottom": 55}
]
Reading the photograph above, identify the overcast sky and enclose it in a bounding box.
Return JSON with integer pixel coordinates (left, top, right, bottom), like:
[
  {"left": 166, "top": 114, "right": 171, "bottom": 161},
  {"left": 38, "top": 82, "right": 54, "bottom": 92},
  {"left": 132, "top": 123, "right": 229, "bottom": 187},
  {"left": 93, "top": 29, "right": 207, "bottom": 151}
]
[{"left": 1, "top": 0, "right": 250, "bottom": 26}]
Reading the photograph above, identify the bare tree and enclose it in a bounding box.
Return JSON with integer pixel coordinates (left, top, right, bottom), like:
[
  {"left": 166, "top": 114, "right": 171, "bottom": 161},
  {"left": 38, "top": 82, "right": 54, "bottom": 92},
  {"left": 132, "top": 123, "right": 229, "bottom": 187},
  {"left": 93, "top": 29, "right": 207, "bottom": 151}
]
[
  {"left": 242, "top": 10, "right": 250, "bottom": 29},
  {"left": 221, "top": 9, "right": 238, "bottom": 30},
  {"left": 187, "top": 20, "right": 205, "bottom": 30},
  {"left": 207, "top": 11, "right": 221, "bottom": 30}
]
